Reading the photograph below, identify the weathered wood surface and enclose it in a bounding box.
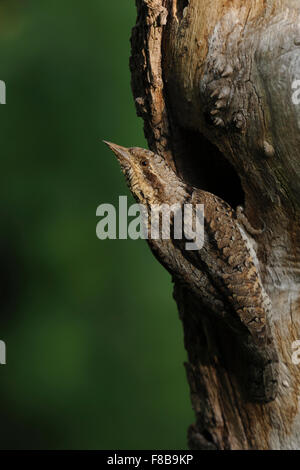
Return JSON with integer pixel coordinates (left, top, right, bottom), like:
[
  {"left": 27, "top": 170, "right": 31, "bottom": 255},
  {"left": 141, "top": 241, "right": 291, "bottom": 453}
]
[{"left": 130, "top": 0, "right": 300, "bottom": 449}]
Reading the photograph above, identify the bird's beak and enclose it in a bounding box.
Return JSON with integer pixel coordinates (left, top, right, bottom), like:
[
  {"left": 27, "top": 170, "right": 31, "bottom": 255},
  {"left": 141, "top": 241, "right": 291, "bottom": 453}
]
[{"left": 103, "top": 141, "right": 131, "bottom": 166}]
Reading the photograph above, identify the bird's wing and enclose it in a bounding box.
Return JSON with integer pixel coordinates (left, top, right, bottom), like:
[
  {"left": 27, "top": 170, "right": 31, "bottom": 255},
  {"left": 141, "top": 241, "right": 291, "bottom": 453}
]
[
  {"left": 178, "top": 189, "right": 269, "bottom": 344},
  {"left": 172, "top": 189, "right": 278, "bottom": 402}
]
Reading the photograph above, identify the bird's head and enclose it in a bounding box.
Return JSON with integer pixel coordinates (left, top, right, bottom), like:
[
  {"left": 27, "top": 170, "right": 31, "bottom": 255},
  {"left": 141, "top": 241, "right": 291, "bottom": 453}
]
[{"left": 104, "top": 141, "right": 187, "bottom": 206}]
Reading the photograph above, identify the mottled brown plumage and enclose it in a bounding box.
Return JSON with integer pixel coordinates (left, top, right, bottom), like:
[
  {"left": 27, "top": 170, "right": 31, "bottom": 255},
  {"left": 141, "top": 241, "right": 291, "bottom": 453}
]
[{"left": 105, "top": 141, "right": 278, "bottom": 402}]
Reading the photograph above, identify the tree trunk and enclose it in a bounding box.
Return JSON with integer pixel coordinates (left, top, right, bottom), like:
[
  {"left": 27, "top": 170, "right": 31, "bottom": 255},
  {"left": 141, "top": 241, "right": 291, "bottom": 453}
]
[{"left": 130, "top": 0, "right": 300, "bottom": 450}]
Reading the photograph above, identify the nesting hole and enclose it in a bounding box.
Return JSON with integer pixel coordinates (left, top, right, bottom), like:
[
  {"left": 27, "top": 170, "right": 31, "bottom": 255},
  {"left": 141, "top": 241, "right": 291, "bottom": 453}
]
[
  {"left": 176, "top": 0, "right": 189, "bottom": 21},
  {"left": 173, "top": 128, "right": 244, "bottom": 209}
]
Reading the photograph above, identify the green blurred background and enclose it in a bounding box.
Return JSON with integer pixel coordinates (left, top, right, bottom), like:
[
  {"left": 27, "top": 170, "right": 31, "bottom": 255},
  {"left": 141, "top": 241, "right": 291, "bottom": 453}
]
[{"left": 0, "top": 0, "right": 192, "bottom": 449}]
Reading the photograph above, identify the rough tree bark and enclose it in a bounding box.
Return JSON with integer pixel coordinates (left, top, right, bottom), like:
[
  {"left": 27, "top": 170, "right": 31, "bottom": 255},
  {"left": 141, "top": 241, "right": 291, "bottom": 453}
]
[{"left": 130, "top": 0, "right": 300, "bottom": 450}]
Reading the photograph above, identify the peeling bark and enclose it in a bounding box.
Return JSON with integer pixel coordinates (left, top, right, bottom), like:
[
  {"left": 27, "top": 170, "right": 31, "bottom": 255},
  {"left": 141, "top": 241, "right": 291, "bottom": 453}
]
[{"left": 130, "top": 0, "right": 300, "bottom": 449}]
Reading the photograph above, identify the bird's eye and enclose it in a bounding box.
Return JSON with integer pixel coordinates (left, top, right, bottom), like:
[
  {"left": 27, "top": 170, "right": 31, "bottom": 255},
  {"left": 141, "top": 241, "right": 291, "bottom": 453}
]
[{"left": 141, "top": 160, "right": 148, "bottom": 167}]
